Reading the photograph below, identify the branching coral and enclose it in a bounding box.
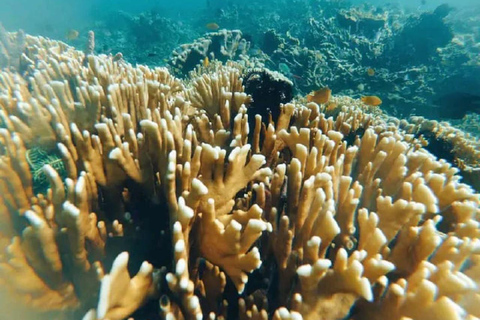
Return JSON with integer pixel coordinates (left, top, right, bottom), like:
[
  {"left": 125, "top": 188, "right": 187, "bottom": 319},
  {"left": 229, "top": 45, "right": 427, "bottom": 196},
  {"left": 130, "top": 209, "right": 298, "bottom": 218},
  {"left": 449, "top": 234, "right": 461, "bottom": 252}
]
[
  {"left": 0, "top": 30, "right": 479, "bottom": 320},
  {"left": 401, "top": 116, "right": 480, "bottom": 192}
]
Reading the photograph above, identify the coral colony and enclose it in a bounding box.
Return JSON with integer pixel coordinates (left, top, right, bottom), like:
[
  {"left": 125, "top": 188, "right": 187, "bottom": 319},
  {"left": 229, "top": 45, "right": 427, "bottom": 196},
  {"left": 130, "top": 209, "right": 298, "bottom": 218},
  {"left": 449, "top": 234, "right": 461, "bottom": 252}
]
[{"left": 0, "top": 21, "right": 480, "bottom": 320}]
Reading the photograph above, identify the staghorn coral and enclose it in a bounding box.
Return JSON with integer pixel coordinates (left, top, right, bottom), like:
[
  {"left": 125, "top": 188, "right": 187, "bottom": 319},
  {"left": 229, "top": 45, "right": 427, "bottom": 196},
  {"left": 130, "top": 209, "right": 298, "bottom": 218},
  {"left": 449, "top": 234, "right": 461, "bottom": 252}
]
[
  {"left": 401, "top": 116, "right": 480, "bottom": 192},
  {"left": 0, "top": 30, "right": 479, "bottom": 320}
]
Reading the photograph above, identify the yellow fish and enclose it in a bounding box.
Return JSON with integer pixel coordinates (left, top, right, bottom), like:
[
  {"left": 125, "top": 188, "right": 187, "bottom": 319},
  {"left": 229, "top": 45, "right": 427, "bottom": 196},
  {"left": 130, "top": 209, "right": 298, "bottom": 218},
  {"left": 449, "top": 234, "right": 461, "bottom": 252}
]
[
  {"left": 326, "top": 102, "right": 338, "bottom": 111},
  {"left": 203, "top": 56, "right": 209, "bottom": 67},
  {"left": 306, "top": 87, "right": 332, "bottom": 105},
  {"left": 206, "top": 22, "right": 220, "bottom": 31},
  {"left": 361, "top": 95, "right": 382, "bottom": 106},
  {"left": 66, "top": 29, "right": 79, "bottom": 40},
  {"left": 367, "top": 68, "right": 375, "bottom": 76}
]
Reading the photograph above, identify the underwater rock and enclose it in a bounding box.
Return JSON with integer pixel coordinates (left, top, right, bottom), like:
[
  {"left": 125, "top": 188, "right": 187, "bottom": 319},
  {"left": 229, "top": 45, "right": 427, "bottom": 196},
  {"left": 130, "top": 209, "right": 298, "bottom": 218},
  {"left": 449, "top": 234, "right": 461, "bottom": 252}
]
[
  {"left": 244, "top": 68, "right": 293, "bottom": 125},
  {"left": 261, "top": 29, "right": 283, "bottom": 55},
  {"left": 0, "top": 23, "right": 26, "bottom": 72},
  {"left": 383, "top": 4, "right": 454, "bottom": 67},
  {"left": 433, "top": 3, "right": 454, "bottom": 18},
  {"left": 169, "top": 29, "right": 250, "bottom": 76}
]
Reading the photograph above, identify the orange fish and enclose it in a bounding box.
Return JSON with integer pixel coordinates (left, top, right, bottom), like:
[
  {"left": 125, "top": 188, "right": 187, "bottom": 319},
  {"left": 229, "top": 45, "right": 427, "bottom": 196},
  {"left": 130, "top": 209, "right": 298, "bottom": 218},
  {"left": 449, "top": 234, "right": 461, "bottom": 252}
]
[
  {"left": 326, "top": 102, "right": 338, "bottom": 111},
  {"left": 361, "top": 95, "right": 382, "bottom": 106},
  {"left": 367, "top": 68, "right": 375, "bottom": 76},
  {"left": 203, "top": 56, "right": 209, "bottom": 67},
  {"left": 306, "top": 87, "right": 332, "bottom": 104},
  {"left": 206, "top": 22, "right": 220, "bottom": 30}
]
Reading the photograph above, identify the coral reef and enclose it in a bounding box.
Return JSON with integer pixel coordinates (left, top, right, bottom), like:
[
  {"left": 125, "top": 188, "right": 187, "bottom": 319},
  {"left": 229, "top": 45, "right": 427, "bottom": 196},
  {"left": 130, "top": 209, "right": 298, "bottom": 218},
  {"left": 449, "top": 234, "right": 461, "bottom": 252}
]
[
  {"left": 401, "top": 116, "right": 480, "bottom": 192},
  {"left": 0, "top": 30, "right": 479, "bottom": 320},
  {"left": 169, "top": 29, "right": 250, "bottom": 77},
  {"left": 381, "top": 4, "right": 454, "bottom": 67},
  {"left": 336, "top": 7, "right": 387, "bottom": 38},
  {"left": 195, "top": 2, "right": 479, "bottom": 125},
  {"left": 79, "top": 2, "right": 480, "bottom": 136},
  {"left": 73, "top": 10, "right": 200, "bottom": 67}
]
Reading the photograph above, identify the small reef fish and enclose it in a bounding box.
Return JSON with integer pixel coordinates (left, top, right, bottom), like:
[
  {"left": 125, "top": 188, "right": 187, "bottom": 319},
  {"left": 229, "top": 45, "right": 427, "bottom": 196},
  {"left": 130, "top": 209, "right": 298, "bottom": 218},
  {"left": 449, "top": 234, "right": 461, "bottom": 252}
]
[
  {"left": 307, "top": 87, "right": 332, "bottom": 104},
  {"left": 203, "top": 56, "right": 209, "bottom": 67},
  {"left": 361, "top": 95, "right": 382, "bottom": 106},
  {"left": 278, "top": 62, "right": 291, "bottom": 75},
  {"left": 326, "top": 101, "right": 338, "bottom": 111},
  {"left": 367, "top": 68, "right": 375, "bottom": 76},
  {"left": 66, "top": 29, "right": 79, "bottom": 40},
  {"left": 206, "top": 22, "right": 220, "bottom": 31}
]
